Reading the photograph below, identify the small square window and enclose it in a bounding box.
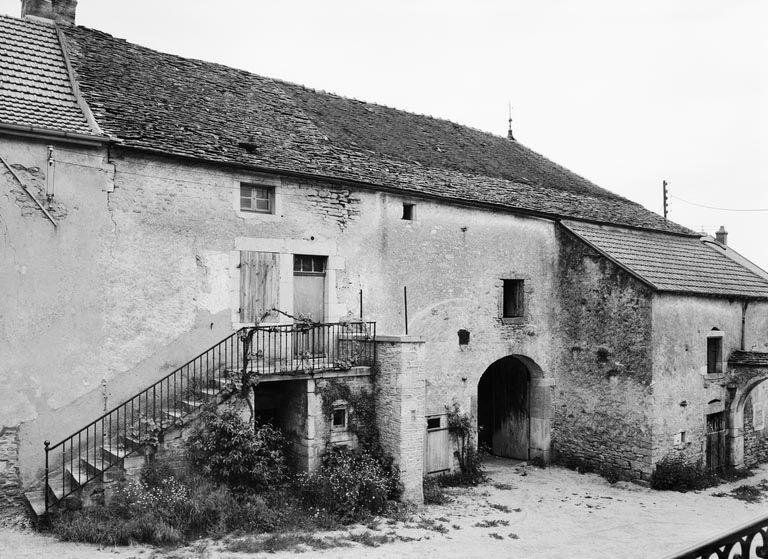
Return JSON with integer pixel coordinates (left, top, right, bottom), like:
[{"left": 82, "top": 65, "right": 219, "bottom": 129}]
[
  {"left": 402, "top": 203, "right": 415, "bottom": 221},
  {"left": 502, "top": 279, "right": 524, "bottom": 318},
  {"left": 240, "top": 183, "right": 274, "bottom": 214},
  {"left": 332, "top": 408, "right": 347, "bottom": 429},
  {"left": 707, "top": 337, "right": 723, "bottom": 375},
  {"left": 427, "top": 417, "right": 441, "bottom": 430}
]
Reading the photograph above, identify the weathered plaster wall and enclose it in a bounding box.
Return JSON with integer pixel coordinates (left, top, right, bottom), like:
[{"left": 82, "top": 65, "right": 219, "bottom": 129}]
[
  {"left": 650, "top": 295, "right": 768, "bottom": 468},
  {"left": 553, "top": 228, "right": 655, "bottom": 480},
  {"left": 3, "top": 137, "right": 654, "bottom": 487}
]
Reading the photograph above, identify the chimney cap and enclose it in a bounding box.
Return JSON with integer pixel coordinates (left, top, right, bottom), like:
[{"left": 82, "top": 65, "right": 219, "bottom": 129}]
[{"left": 715, "top": 225, "right": 728, "bottom": 246}]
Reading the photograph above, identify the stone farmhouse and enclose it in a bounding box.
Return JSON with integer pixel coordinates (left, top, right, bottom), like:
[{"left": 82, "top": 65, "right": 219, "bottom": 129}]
[{"left": 2, "top": 0, "right": 768, "bottom": 516}]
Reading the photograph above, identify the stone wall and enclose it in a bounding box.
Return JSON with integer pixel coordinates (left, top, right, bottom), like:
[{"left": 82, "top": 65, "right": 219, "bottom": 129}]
[
  {"left": 743, "top": 387, "right": 768, "bottom": 468},
  {"left": 375, "top": 336, "right": 425, "bottom": 502},
  {"left": 0, "top": 427, "right": 24, "bottom": 525},
  {"left": 553, "top": 227, "right": 655, "bottom": 481}
]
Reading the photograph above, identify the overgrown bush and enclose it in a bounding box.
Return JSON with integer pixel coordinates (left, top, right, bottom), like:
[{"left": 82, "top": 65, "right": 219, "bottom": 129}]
[
  {"left": 186, "top": 404, "right": 289, "bottom": 490},
  {"left": 298, "top": 447, "right": 399, "bottom": 522},
  {"left": 650, "top": 455, "right": 717, "bottom": 491}
]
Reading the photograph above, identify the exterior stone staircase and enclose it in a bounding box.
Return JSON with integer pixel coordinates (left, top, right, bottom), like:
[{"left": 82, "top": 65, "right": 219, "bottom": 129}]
[{"left": 21, "top": 321, "right": 376, "bottom": 518}]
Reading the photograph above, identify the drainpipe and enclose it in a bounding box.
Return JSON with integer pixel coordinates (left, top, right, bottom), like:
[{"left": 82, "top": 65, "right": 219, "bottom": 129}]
[{"left": 741, "top": 301, "right": 749, "bottom": 351}]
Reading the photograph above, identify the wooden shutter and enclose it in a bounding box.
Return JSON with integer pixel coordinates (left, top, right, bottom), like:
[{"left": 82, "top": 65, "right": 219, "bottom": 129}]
[{"left": 240, "top": 251, "right": 279, "bottom": 322}]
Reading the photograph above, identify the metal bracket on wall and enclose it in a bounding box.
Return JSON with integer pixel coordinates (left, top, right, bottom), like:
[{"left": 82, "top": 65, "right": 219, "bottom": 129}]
[{"left": 0, "top": 153, "right": 58, "bottom": 228}]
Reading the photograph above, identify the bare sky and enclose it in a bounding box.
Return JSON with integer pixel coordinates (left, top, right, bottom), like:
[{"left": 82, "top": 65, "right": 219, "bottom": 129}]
[{"left": 3, "top": 0, "right": 766, "bottom": 268}]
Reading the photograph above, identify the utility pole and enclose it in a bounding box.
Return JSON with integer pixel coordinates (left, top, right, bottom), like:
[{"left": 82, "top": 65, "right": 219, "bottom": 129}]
[{"left": 663, "top": 180, "right": 668, "bottom": 219}]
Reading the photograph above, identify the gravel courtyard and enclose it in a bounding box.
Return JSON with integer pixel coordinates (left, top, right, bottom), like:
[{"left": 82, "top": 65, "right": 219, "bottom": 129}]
[{"left": 2, "top": 458, "right": 766, "bottom": 559}]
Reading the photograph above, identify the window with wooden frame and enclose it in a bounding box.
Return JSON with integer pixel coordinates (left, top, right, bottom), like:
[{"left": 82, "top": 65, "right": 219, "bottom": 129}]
[
  {"left": 707, "top": 336, "right": 723, "bottom": 375},
  {"left": 239, "top": 251, "right": 279, "bottom": 323},
  {"left": 502, "top": 279, "right": 525, "bottom": 319},
  {"left": 240, "top": 183, "right": 275, "bottom": 213},
  {"left": 293, "top": 255, "right": 327, "bottom": 275}
]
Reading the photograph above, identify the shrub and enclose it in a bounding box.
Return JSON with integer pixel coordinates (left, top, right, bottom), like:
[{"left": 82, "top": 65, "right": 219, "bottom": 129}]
[
  {"left": 650, "top": 455, "right": 717, "bottom": 491},
  {"left": 186, "top": 404, "right": 289, "bottom": 490},
  {"left": 423, "top": 477, "right": 451, "bottom": 505},
  {"left": 446, "top": 402, "right": 485, "bottom": 485},
  {"left": 298, "top": 448, "right": 398, "bottom": 521}
]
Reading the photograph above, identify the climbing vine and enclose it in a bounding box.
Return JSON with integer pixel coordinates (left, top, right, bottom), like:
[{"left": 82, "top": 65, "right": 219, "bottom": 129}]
[
  {"left": 317, "top": 380, "right": 379, "bottom": 452},
  {"left": 446, "top": 401, "right": 484, "bottom": 483}
]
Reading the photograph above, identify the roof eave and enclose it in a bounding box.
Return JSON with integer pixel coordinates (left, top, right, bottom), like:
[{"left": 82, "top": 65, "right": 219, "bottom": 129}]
[
  {"left": 0, "top": 122, "right": 108, "bottom": 147},
  {"left": 114, "top": 144, "right": 696, "bottom": 237}
]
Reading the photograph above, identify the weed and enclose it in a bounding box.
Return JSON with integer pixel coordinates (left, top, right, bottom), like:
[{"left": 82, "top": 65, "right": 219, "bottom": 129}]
[
  {"left": 416, "top": 518, "right": 449, "bottom": 534},
  {"left": 424, "top": 477, "right": 452, "bottom": 505},
  {"left": 492, "top": 483, "right": 514, "bottom": 490},
  {"left": 474, "top": 519, "right": 510, "bottom": 528},
  {"left": 489, "top": 532, "right": 504, "bottom": 540},
  {"left": 225, "top": 533, "right": 351, "bottom": 553},
  {"left": 488, "top": 503, "right": 512, "bottom": 513},
  {"left": 650, "top": 455, "right": 718, "bottom": 492},
  {"left": 347, "top": 531, "right": 394, "bottom": 547},
  {"left": 508, "top": 532, "right": 520, "bottom": 539}
]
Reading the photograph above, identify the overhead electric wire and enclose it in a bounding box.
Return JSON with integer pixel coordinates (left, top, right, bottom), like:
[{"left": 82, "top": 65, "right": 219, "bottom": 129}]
[{"left": 670, "top": 194, "right": 768, "bottom": 213}]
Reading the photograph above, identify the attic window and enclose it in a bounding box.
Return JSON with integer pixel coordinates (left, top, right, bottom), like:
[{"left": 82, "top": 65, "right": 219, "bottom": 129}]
[
  {"left": 402, "top": 203, "right": 415, "bottom": 221},
  {"left": 240, "top": 183, "right": 274, "bottom": 214}
]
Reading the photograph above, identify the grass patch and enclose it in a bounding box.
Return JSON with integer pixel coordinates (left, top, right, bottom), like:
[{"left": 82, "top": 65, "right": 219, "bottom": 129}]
[
  {"left": 488, "top": 503, "right": 512, "bottom": 513},
  {"left": 492, "top": 483, "right": 514, "bottom": 490},
  {"left": 474, "top": 519, "right": 509, "bottom": 528},
  {"left": 489, "top": 532, "right": 504, "bottom": 540},
  {"left": 225, "top": 533, "right": 352, "bottom": 553},
  {"left": 713, "top": 479, "right": 768, "bottom": 504},
  {"left": 347, "top": 531, "right": 394, "bottom": 547}
]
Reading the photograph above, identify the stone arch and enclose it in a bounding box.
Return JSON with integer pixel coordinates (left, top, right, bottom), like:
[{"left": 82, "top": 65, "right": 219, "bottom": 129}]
[
  {"left": 729, "top": 373, "right": 768, "bottom": 469},
  {"left": 476, "top": 354, "right": 552, "bottom": 463}
]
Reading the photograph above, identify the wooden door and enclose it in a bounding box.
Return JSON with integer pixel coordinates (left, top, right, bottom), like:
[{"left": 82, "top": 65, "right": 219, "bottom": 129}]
[
  {"left": 240, "top": 251, "right": 279, "bottom": 323},
  {"left": 293, "top": 255, "right": 326, "bottom": 356},
  {"left": 424, "top": 415, "right": 451, "bottom": 474},
  {"left": 706, "top": 412, "right": 727, "bottom": 473},
  {"left": 478, "top": 360, "right": 530, "bottom": 460}
]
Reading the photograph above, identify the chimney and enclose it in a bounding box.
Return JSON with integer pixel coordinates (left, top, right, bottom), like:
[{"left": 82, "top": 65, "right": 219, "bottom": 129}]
[
  {"left": 715, "top": 225, "right": 728, "bottom": 246},
  {"left": 52, "top": 0, "right": 77, "bottom": 25},
  {"left": 21, "top": 0, "right": 54, "bottom": 20},
  {"left": 20, "top": 0, "right": 77, "bottom": 25}
]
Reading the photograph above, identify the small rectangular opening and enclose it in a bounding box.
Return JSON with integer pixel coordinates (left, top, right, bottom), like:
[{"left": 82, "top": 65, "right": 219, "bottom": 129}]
[
  {"left": 502, "top": 279, "right": 524, "bottom": 318},
  {"left": 427, "top": 417, "right": 441, "bottom": 430},
  {"left": 332, "top": 408, "right": 347, "bottom": 428},
  {"left": 402, "top": 203, "right": 415, "bottom": 221},
  {"left": 707, "top": 337, "right": 723, "bottom": 374}
]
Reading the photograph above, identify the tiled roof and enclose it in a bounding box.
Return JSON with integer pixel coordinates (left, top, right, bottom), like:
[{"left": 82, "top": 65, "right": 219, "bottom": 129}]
[
  {"left": 729, "top": 351, "right": 768, "bottom": 368},
  {"left": 562, "top": 221, "right": 768, "bottom": 299},
  {"left": 0, "top": 15, "right": 94, "bottom": 135},
  {"left": 56, "top": 23, "right": 693, "bottom": 235}
]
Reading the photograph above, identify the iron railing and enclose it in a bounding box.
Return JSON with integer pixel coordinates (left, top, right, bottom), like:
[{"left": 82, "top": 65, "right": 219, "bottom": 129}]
[
  {"left": 43, "top": 320, "right": 376, "bottom": 512},
  {"left": 663, "top": 513, "right": 768, "bottom": 559}
]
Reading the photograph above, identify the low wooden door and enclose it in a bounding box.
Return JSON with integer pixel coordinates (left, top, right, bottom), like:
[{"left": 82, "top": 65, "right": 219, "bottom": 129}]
[
  {"left": 240, "top": 251, "right": 279, "bottom": 323},
  {"left": 706, "top": 412, "right": 727, "bottom": 473},
  {"left": 424, "top": 415, "right": 451, "bottom": 475}
]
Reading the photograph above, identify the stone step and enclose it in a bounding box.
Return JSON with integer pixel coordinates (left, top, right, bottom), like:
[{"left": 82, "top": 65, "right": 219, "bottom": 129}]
[
  {"left": 47, "top": 474, "right": 75, "bottom": 502},
  {"left": 180, "top": 398, "right": 204, "bottom": 412},
  {"left": 68, "top": 463, "right": 91, "bottom": 486},
  {"left": 101, "top": 443, "right": 128, "bottom": 464},
  {"left": 23, "top": 490, "right": 47, "bottom": 518}
]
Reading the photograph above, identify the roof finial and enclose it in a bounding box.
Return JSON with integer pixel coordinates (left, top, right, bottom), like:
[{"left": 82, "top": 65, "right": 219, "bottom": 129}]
[{"left": 507, "top": 102, "right": 515, "bottom": 141}]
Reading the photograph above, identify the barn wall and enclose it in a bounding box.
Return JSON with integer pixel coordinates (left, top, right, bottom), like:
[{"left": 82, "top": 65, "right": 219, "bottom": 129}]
[{"left": 553, "top": 228, "right": 655, "bottom": 480}]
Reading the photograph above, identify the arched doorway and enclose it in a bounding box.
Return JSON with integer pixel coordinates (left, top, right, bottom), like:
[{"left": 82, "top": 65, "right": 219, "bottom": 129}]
[{"left": 477, "top": 355, "right": 543, "bottom": 460}]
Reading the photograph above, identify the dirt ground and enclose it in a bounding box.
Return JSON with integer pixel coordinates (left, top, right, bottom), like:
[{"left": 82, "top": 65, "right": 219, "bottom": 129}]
[{"left": 3, "top": 458, "right": 767, "bottom": 559}]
